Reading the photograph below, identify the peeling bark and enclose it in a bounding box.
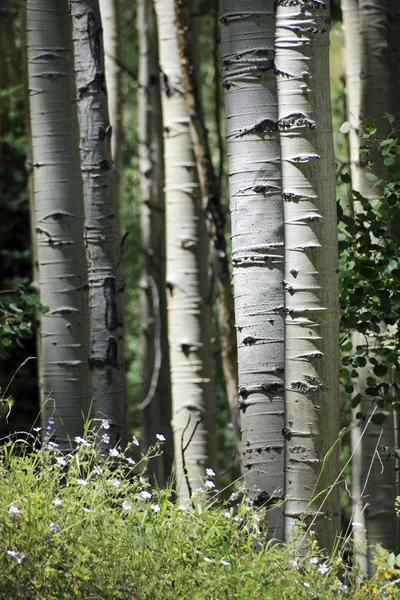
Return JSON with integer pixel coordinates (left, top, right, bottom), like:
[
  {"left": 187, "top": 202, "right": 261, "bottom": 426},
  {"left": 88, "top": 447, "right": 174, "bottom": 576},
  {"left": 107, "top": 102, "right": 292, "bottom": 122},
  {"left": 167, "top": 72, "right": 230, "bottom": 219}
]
[
  {"left": 220, "top": 0, "right": 285, "bottom": 540},
  {"left": 70, "top": 0, "right": 127, "bottom": 446},
  {"left": 26, "top": 0, "right": 91, "bottom": 447}
]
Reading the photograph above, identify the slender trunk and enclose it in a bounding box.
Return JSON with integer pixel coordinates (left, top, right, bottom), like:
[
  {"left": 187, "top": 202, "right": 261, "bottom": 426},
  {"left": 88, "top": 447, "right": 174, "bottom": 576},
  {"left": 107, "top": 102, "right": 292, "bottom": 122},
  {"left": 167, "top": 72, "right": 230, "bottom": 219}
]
[
  {"left": 154, "top": 0, "right": 217, "bottom": 499},
  {"left": 220, "top": 1, "right": 285, "bottom": 540},
  {"left": 388, "top": 0, "right": 400, "bottom": 124},
  {"left": 26, "top": 0, "right": 91, "bottom": 447},
  {"left": 0, "top": 0, "right": 20, "bottom": 88},
  {"left": 69, "top": 0, "right": 127, "bottom": 446},
  {"left": 137, "top": 0, "right": 173, "bottom": 483},
  {"left": 98, "top": 0, "right": 122, "bottom": 214},
  {"left": 275, "top": 0, "right": 340, "bottom": 552},
  {"left": 174, "top": 0, "right": 241, "bottom": 467}
]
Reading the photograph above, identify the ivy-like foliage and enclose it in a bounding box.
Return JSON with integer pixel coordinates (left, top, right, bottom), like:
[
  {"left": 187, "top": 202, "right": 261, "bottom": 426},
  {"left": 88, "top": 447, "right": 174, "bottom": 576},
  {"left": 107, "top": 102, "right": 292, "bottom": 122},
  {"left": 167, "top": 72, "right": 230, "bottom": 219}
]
[{"left": 339, "top": 115, "right": 400, "bottom": 424}]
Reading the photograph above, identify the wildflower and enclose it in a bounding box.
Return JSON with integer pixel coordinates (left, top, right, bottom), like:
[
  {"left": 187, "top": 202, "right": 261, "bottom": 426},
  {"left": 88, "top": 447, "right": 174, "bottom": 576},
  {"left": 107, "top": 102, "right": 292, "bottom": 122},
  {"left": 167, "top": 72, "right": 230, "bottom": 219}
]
[
  {"left": 372, "top": 587, "right": 379, "bottom": 594},
  {"left": 101, "top": 419, "right": 110, "bottom": 430},
  {"left": 206, "top": 468, "right": 215, "bottom": 477},
  {"left": 140, "top": 476, "right": 147, "bottom": 485},
  {"left": 140, "top": 490, "right": 152, "bottom": 499},
  {"left": 318, "top": 563, "right": 329, "bottom": 575},
  {"left": 8, "top": 506, "right": 20, "bottom": 515},
  {"left": 132, "top": 436, "right": 140, "bottom": 446},
  {"left": 126, "top": 457, "right": 136, "bottom": 466},
  {"left": 122, "top": 500, "right": 132, "bottom": 511},
  {"left": 151, "top": 504, "right": 161, "bottom": 513},
  {"left": 93, "top": 466, "right": 103, "bottom": 475},
  {"left": 229, "top": 491, "right": 239, "bottom": 502},
  {"left": 156, "top": 433, "right": 166, "bottom": 442},
  {"left": 309, "top": 557, "right": 319, "bottom": 564},
  {"left": 205, "top": 480, "right": 215, "bottom": 489},
  {"left": 101, "top": 434, "right": 110, "bottom": 444},
  {"left": 83, "top": 506, "right": 90, "bottom": 513},
  {"left": 221, "top": 560, "right": 231, "bottom": 566},
  {"left": 53, "top": 498, "right": 62, "bottom": 506},
  {"left": 224, "top": 511, "right": 231, "bottom": 519},
  {"left": 290, "top": 560, "right": 298, "bottom": 568},
  {"left": 204, "top": 557, "right": 211, "bottom": 562},
  {"left": 47, "top": 441, "right": 59, "bottom": 449},
  {"left": 233, "top": 516, "right": 243, "bottom": 523},
  {"left": 110, "top": 478, "right": 121, "bottom": 488},
  {"left": 109, "top": 448, "right": 119, "bottom": 458},
  {"left": 304, "top": 582, "right": 311, "bottom": 588},
  {"left": 49, "top": 522, "right": 59, "bottom": 533},
  {"left": 33, "top": 426, "right": 41, "bottom": 433},
  {"left": 55, "top": 456, "right": 67, "bottom": 467},
  {"left": 7, "top": 550, "right": 24, "bottom": 564},
  {"left": 384, "top": 570, "right": 392, "bottom": 579},
  {"left": 76, "top": 478, "right": 88, "bottom": 486},
  {"left": 74, "top": 436, "right": 90, "bottom": 447},
  {"left": 361, "top": 585, "right": 369, "bottom": 593},
  {"left": 244, "top": 496, "right": 253, "bottom": 505},
  {"left": 49, "top": 419, "right": 55, "bottom": 425},
  {"left": 336, "top": 581, "right": 348, "bottom": 593}
]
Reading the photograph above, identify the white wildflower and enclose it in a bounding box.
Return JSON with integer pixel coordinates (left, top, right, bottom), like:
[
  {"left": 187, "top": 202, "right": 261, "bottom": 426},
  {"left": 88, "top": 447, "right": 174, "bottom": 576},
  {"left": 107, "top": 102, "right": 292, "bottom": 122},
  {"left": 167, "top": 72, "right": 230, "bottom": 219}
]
[
  {"left": 93, "top": 466, "right": 103, "bottom": 475},
  {"left": 221, "top": 560, "right": 231, "bottom": 566},
  {"left": 74, "top": 436, "right": 90, "bottom": 447},
  {"left": 126, "top": 457, "right": 136, "bottom": 466},
  {"left": 122, "top": 500, "right": 132, "bottom": 511},
  {"left": 101, "top": 434, "right": 110, "bottom": 445},
  {"left": 76, "top": 478, "right": 88, "bottom": 486},
  {"left": 47, "top": 441, "right": 59, "bottom": 449},
  {"left": 55, "top": 456, "right": 67, "bottom": 467},
  {"left": 206, "top": 468, "right": 215, "bottom": 477},
  {"left": 318, "top": 564, "right": 329, "bottom": 575},
  {"left": 205, "top": 480, "right": 215, "bottom": 489},
  {"left": 290, "top": 560, "right": 298, "bottom": 568},
  {"left": 304, "top": 582, "right": 311, "bottom": 588},
  {"left": 224, "top": 511, "right": 231, "bottom": 519},
  {"left": 109, "top": 448, "right": 119, "bottom": 458},
  {"left": 140, "top": 490, "right": 152, "bottom": 499},
  {"left": 101, "top": 420, "right": 110, "bottom": 430},
  {"left": 203, "top": 557, "right": 211, "bottom": 563},
  {"left": 33, "top": 426, "right": 41, "bottom": 433},
  {"left": 83, "top": 506, "right": 90, "bottom": 513},
  {"left": 110, "top": 478, "right": 121, "bottom": 488},
  {"left": 156, "top": 433, "right": 166, "bottom": 442},
  {"left": 151, "top": 504, "right": 161, "bottom": 513},
  {"left": 53, "top": 498, "right": 62, "bottom": 506},
  {"left": 233, "top": 516, "right": 243, "bottom": 523},
  {"left": 132, "top": 436, "right": 140, "bottom": 446},
  {"left": 7, "top": 550, "right": 24, "bottom": 564},
  {"left": 8, "top": 506, "right": 20, "bottom": 515},
  {"left": 309, "top": 557, "right": 319, "bottom": 564},
  {"left": 49, "top": 522, "right": 59, "bottom": 533},
  {"left": 229, "top": 491, "right": 239, "bottom": 502}
]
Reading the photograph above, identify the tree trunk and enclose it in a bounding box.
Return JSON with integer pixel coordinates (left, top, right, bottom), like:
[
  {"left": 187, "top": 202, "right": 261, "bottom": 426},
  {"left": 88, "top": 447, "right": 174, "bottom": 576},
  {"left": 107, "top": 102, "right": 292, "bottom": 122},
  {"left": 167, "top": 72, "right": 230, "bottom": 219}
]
[
  {"left": 220, "top": 1, "right": 285, "bottom": 540},
  {"left": 174, "top": 0, "right": 241, "bottom": 469},
  {"left": 275, "top": 0, "right": 340, "bottom": 552},
  {"left": 69, "top": 0, "right": 127, "bottom": 447},
  {"left": 26, "top": 0, "right": 91, "bottom": 448},
  {"left": 388, "top": 0, "right": 400, "bottom": 124},
  {"left": 98, "top": 0, "right": 122, "bottom": 214},
  {"left": 137, "top": 0, "right": 173, "bottom": 483},
  {"left": 154, "top": 0, "right": 217, "bottom": 499}
]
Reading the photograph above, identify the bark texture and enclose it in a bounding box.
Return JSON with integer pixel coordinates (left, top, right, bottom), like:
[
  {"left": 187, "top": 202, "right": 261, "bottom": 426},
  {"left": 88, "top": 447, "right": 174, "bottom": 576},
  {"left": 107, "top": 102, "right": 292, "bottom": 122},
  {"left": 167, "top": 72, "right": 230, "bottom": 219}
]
[
  {"left": 69, "top": 0, "right": 127, "bottom": 446},
  {"left": 275, "top": 0, "right": 340, "bottom": 551},
  {"left": 174, "top": 0, "right": 241, "bottom": 467},
  {"left": 220, "top": 1, "right": 285, "bottom": 539},
  {"left": 26, "top": 0, "right": 91, "bottom": 447},
  {"left": 155, "top": 0, "right": 217, "bottom": 499},
  {"left": 137, "top": 0, "right": 173, "bottom": 483}
]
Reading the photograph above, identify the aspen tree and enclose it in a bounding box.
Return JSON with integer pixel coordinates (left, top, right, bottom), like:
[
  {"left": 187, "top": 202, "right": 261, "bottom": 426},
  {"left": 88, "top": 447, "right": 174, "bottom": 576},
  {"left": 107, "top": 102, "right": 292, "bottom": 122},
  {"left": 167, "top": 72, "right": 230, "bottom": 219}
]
[
  {"left": 69, "top": 0, "right": 127, "bottom": 446},
  {"left": 137, "top": 0, "right": 173, "bottom": 483},
  {"left": 26, "top": 0, "right": 91, "bottom": 447},
  {"left": 154, "top": 0, "right": 216, "bottom": 498},
  {"left": 275, "top": 0, "right": 340, "bottom": 551},
  {"left": 220, "top": 1, "right": 285, "bottom": 539}
]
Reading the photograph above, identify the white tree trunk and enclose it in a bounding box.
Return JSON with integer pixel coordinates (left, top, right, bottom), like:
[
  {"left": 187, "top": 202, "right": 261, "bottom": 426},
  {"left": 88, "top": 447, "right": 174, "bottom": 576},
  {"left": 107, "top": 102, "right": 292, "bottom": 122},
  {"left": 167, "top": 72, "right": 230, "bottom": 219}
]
[
  {"left": 275, "top": 0, "right": 340, "bottom": 552},
  {"left": 26, "top": 0, "right": 91, "bottom": 447},
  {"left": 220, "top": 1, "right": 285, "bottom": 539},
  {"left": 154, "top": 0, "right": 216, "bottom": 499},
  {"left": 98, "top": 0, "right": 122, "bottom": 212},
  {"left": 69, "top": 0, "right": 127, "bottom": 446},
  {"left": 137, "top": 0, "right": 173, "bottom": 483}
]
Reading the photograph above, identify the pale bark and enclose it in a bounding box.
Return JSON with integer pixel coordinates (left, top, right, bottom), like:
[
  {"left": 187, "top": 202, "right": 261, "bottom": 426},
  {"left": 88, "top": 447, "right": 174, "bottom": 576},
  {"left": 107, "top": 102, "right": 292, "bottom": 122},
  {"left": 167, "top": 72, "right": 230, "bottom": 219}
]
[
  {"left": 174, "top": 0, "right": 241, "bottom": 468},
  {"left": 26, "top": 0, "right": 91, "bottom": 447},
  {"left": 98, "top": 0, "right": 122, "bottom": 213},
  {"left": 154, "top": 0, "right": 217, "bottom": 499},
  {"left": 275, "top": 0, "right": 340, "bottom": 552},
  {"left": 137, "top": 0, "right": 173, "bottom": 483},
  {"left": 69, "top": 0, "right": 127, "bottom": 446},
  {"left": 220, "top": 1, "right": 285, "bottom": 539}
]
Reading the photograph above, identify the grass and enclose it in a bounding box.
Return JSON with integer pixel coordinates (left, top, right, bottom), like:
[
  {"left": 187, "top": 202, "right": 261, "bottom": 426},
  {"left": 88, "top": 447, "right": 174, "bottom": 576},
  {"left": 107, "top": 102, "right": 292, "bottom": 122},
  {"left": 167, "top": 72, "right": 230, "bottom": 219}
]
[{"left": 0, "top": 422, "right": 395, "bottom": 599}]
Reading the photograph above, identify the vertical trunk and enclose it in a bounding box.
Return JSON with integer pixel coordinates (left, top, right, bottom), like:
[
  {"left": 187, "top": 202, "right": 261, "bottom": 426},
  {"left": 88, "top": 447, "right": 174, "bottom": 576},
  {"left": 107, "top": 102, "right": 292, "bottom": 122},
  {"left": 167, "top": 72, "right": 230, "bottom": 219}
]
[
  {"left": 220, "top": 1, "right": 285, "bottom": 539},
  {"left": 98, "top": 0, "right": 122, "bottom": 213},
  {"left": 174, "top": 0, "right": 241, "bottom": 468},
  {"left": 0, "top": 0, "right": 20, "bottom": 89},
  {"left": 275, "top": 0, "right": 340, "bottom": 552},
  {"left": 154, "top": 0, "right": 217, "bottom": 499},
  {"left": 137, "top": 0, "right": 173, "bottom": 483},
  {"left": 342, "top": 0, "right": 362, "bottom": 191},
  {"left": 26, "top": 0, "right": 91, "bottom": 447},
  {"left": 388, "top": 0, "right": 400, "bottom": 124},
  {"left": 69, "top": 0, "right": 127, "bottom": 447}
]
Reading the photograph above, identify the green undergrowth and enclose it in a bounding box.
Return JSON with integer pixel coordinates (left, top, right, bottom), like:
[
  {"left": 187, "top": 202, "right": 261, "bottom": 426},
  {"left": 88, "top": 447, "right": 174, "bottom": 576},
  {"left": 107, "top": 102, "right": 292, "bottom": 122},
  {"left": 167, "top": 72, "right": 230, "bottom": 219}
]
[{"left": 0, "top": 425, "right": 393, "bottom": 599}]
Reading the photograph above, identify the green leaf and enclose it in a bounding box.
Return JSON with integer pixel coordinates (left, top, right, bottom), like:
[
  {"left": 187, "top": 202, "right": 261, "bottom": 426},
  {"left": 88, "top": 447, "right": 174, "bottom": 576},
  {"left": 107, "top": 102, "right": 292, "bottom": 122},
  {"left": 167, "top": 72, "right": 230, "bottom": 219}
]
[
  {"left": 9, "top": 303, "right": 23, "bottom": 314},
  {"left": 365, "top": 172, "right": 379, "bottom": 182},
  {"left": 339, "top": 121, "right": 351, "bottom": 134},
  {"left": 371, "top": 413, "right": 386, "bottom": 426},
  {"left": 373, "top": 364, "right": 387, "bottom": 377}
]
